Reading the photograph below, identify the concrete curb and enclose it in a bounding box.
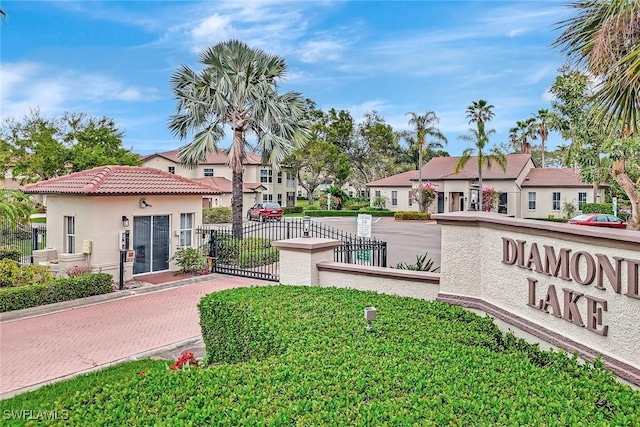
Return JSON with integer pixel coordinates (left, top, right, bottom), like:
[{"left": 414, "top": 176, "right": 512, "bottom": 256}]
[
  {"left": 0, "top": 274, "right": 221, "bottom": 323},
  {"left": 0, "top": 336, "right": 203, "bottom": 401}
]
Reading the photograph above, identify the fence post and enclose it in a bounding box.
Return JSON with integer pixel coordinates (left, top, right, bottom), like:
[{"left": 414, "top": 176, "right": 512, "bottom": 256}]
[
  {"left": 31, "top": 227, "right": 39, "bottom": 264},
  {"left": 286, "top": 221, "right": 291, "bottom": 240}
]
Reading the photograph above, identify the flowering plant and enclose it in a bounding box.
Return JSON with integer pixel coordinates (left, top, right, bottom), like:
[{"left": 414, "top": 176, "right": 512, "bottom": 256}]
[
  {"left": 411, "top": 183, "right": 438, "bottom": 213},
  {"left": 170, "top": 351, "right": 199, "bottom": 371},
  {"left": 482, "top": 187, "right": 499, "bottom": 212}
]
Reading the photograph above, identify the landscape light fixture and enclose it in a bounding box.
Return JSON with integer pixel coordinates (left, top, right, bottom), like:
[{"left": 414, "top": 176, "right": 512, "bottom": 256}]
[
  {"left": 364, "top": 307, "right": 377, "bottom": 333},
  {"left": 303, "top": 216, "right": 311, "bottom": 237},
  {"left": 121, "top": 216, "right": 130, "bottom": 227}
]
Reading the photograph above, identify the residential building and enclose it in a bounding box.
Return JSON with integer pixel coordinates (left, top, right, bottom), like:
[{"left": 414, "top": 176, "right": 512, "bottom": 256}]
[
  {"left": 141, "top": 150, "right": 298, "bottom": 207},
  {"left": 366, "top": 154, "right": 606, "bottom": 219}
]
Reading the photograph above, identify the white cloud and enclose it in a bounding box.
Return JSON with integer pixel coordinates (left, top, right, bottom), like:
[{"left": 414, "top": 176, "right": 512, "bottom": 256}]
[
  {"left": 0, "top": 61, "right": 160, "bottom": 120},
  {"left": 190, "top": 14, "right": 233, "bottom": 44},
  {"left": 299, "top": 40, "right": 344, "bottom": 63},
  {"left": 508, "top": 28, "right": 527, "bottom": 37}
]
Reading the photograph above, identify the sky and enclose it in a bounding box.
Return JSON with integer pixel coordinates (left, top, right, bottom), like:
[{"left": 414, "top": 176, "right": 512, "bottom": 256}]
[{"left": 1, "top": 0, "right": 576, "bottom": 157}]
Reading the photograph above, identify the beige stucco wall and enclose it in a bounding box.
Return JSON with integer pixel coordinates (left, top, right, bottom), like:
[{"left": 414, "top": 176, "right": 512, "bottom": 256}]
[
  {"left": 369, "top": 186, "right": 417, "bottom": 212},
  {"left": 45, "top": 194, "right": 204, "bottom": 276},
  {"left": 522, "top": 187, "right": 607, "bottom": 219},
  {"left": 437, "top": 212, "right": 640, "bottom": 372}
]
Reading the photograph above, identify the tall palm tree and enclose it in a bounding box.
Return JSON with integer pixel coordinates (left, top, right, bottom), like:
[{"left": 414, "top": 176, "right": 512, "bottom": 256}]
[
  {"left": 532, "top": 109, "right": 553, "bottom": 167},
  {"left": 457, "top": 100, "right": 506, "bottom": 211},
  {"left": 554, "top": 0, "right": 640, "bottom": 229},
  {"left": 405, "top": 111, "right": 447, "bottom": 212},
  {"left": 168, "top": 40, "right": 310, "bottom": 235},
  {"left": 509, "top": 118, "right": 537, "bottom": 154},
  {"left": 466, "top": 99, "right": 495, "bottom": 136}
]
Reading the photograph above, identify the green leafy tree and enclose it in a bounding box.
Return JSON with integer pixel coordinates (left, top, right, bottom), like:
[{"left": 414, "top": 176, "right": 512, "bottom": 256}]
[
  {"left": 456, "top": 100, "right": 506, "bottom": 211},
  {"left": 286, "top": 104, "right": 351, "bottom": 205},
  {"left": 1, "top": 109, "right": 140, "bottom": 183},
  {"left": 0, "top": 189, "right": 33, "bottom": 226},
  {"left": 405, "top": 111, "right": 447, "bottom": 211},
  {"left": 168, "top": 40, "right": 310, "bottom": 235},
  {"left": 554, "top": 0, "right": 640, "bottom": 229}
]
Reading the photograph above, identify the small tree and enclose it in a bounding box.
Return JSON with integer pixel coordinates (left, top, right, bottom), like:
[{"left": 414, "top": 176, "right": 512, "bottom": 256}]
[
  {"left": 372, "top": 195, "right": 388, "bottom": 210},
  {"left": 482, "top": 187, "right": 499, "bottom": 212},
  {"left": 410, "top": 183, "right": 438, "bottom": 213},
  {"left": 562, "top": 199, "right": 577, "bottom": 219}
]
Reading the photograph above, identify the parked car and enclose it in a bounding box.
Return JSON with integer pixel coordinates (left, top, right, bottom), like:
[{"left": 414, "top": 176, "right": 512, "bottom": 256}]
[
  {"left": 247, "top": 202, "right": 283, "bottom": 221},
  {"left": 565, "top": 214, "right": 627, "bottom": 229}
]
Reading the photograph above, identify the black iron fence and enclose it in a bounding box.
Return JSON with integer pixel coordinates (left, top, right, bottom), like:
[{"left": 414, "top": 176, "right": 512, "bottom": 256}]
[
  {"left": 0, "top": 220, "right": 47, "bottom": 264},
  {"left": 196, "top": 218, "right": 387, "bottom": 281}
]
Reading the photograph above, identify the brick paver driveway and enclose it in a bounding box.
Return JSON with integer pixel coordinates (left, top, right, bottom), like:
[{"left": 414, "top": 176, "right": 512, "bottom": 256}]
[{"left": 0, "top": 276, "right": 267, "bottom": 397}]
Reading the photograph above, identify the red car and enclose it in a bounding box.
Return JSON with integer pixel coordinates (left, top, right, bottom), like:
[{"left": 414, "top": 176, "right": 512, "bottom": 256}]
[
  {"left": 566, "top": 214, "right": 627, "bottom": 229},
  {"left": 247, "top": 202, "right": 283, "bottom": 221}
]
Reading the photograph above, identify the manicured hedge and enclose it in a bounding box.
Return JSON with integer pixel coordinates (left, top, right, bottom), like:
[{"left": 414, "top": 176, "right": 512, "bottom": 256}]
[
  {"left": 581, "top": 203, "right": 613, "bottom": 215},
  {"left": 2, "top": 286, "right": 638, "bottom": 425},
  {"left": 0, "top": 246, "right": 21, "bottom": 262},
  {"left": 394, "top": 211, "right": 431, "bottom": 220},
  {"left": 203, "top": 207, "right": 232, "bottom": 224},
  {"left": 526, "top": 217, "right": 567, "bottom": 223},
  {"left": 283, "top": 206, "right": 303, "bottom": 214},
  {"left": 303, "top": 209, "right": 395, "bottom": 217},
  {"left": 0, "top": 273, "right": 114, "bottom": 312}
]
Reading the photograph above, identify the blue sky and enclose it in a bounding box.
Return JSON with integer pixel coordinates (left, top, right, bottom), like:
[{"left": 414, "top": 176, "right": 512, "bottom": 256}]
[{"left": 1, "top": 0, "right": 574, "bottom": 156}]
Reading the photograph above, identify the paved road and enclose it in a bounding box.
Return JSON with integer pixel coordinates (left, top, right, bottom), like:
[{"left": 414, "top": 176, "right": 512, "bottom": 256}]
[
  {"left": 311, "top": 217, "right": 442, "bottom": 270},
  {"left": 0, "top": 276, "right": 269, "bottom": 398}
]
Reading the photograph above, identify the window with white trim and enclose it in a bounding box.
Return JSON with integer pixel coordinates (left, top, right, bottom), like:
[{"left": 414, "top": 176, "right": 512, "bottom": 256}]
[
  {"left": 277, "top": 171, "right": 282, "bottom": 184},
  {"left": 408, "top": 191, "right": 413, "bottom": 206},
  {"left": 168, "top": 166, "right": 175, "bottom": 174},
  {"left": 260, "top": 169, "right": 272, "bottom": 183},
  {"left": 578, "top": 192, "right": 587, "bottom": 210},
  {"left": 391, "top": 191, "right": 398, "bottom": 206},
  {"left": 180, "top": 213, "right": 194, "bottom": 247},
  {"left": 65, "top": 216, "right": 75, "bottom": 254},
  {"left": 204, "top": 168, "right": 214, "bottom": 177},
  {"left": 528, "top": 192, "right": 536, "bottom": 210},
  {"left": 262, "top": 193, "right": 273, "bottom": 202},
  {"left": 552, "top": 192, "right": 561, "bottom": 210}
]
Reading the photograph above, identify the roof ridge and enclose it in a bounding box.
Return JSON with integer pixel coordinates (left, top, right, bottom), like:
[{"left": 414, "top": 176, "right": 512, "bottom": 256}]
[{"left": 82, "top": 166, "right": 113, "bottom": 194}]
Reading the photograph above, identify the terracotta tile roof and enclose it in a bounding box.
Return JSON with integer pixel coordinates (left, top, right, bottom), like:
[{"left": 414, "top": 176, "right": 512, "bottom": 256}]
[
  {"left": 366, "top": 170, "right": 417, "bottom": 187},
  {"left": 521, "top": 168, "right": 604, "bottom": 188},
  {"left": 419, "top": 153, "right": 532, "bottom": 180},
  {"left": 193, "top": 177, "right": 265, "bottom": 193},
  {"left": 22, "top": 166, "right": 221, "bottom": 195},
  {"left": 144, "top": 149, "right": 263, "bottom": 165}
]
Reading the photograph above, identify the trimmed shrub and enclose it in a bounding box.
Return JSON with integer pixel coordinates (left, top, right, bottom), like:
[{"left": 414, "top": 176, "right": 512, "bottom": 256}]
[
  {"left": 343, "top": 201, "right": 369, "bottom": 210},
  {"left": 169, "top": 246, "right": 208, "bottom": 274},
  {"left": 304, "top": 209, "right": 395, "bottom": 217},
  {"left": 394, "top": 211, "right": 431, "bottom": 220},
  {"left": 0, "top": 246, "right": 21, "bottom": 262},
  {"left": 2, "top": 286, "right": 639, "bottom": 425},
  {"left": 216, "top": 236, "right": 278, "bottom": 268},
  {"left": 203, "top": 207, "right": 232, "bottom": 224},
  {"left": 0, "top": 273, "right": 113, "bottom": 312},
  {"left": 198, "top": 296, "right": 286, "bottom": 364},
  {"left": 581, "top": 203, "right": 613, "bottom": 215},
  {"left": 526, "top": 217, "right": 567, "bottom": 223},
  {"left": 283, "top": 206, "right": 303, "bottom": 214},
  {"left": 0, "top": 259, "right": 53, "bottom": 287}
]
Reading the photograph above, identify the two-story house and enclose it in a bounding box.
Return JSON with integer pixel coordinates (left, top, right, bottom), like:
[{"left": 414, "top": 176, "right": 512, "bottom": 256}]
[{"left": 141, "top": 150, "right": 298, "bottom": 208}]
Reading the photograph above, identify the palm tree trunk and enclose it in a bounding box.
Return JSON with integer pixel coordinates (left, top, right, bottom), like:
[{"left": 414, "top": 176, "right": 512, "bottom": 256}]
[
  {"left": 541, "top": 137, "right": 546, "bottom": 168},
  {"left": 231, "top": 128, "right": 245, "bottom": 239},
  {"left": 478, "top": 172, "right": 483, "bottom": 212},
  {"left": 417, "top": 140, "right": 423, "bottom": 213},
  {"left": 612, "top": 159, "right": 640, "bottom": 230}
]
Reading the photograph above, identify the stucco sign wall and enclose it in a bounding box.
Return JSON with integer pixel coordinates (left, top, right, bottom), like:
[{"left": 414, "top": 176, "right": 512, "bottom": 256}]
[{"left": 435, "top": 212, "right": 640, "bottom": 386}]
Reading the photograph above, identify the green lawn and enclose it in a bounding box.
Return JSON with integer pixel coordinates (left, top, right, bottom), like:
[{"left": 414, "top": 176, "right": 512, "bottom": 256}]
[
  {"left": 1, "top": 286, "right": 638, "bottom": 426},
  {"left": 30, "top": 217, "right": 46, "bottom": 224}
]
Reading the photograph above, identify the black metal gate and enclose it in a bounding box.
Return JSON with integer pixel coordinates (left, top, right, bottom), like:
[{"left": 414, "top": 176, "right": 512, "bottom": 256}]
[
  {"left": 1, "top": 220, "right": 47, "bottom": 264},
  {"left": 196, "top": 218, "right": 387, "bottom": 282}
]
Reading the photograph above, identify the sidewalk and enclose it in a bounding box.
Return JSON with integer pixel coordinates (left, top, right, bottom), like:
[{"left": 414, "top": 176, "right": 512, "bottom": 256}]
[{"left": 0, "top": 274, "right": 271, "bottom": 399}]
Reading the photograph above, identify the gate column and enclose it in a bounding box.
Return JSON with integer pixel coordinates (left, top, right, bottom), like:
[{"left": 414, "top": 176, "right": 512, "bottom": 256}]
[{"left": 272, "top": 238, "right": 341, "bottom": 286}]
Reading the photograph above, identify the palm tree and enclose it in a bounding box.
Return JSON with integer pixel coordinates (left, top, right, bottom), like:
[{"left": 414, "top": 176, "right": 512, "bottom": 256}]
[
  {"left": 168, "top": 40, "right": 310, "bottom": 235},
  {"left": 532, "top": 109, "right": 553, "bottom": 167},
  {"left": 0, "top": 189, "right": 33, "bottom": 227},
  {"left": 509, "top": 118, "right": 537, "bottom": 154},
  {"left": 554, "top": 0, "right": 640, "bottom": 229},
  {"left": 405, "top": 111, "right": 447, "bottom": 212},
  {"left": 456, "top": 100, "right": 506, "bottom": 211},
  {"left": 466, "top": 99, "right": 495, "bottom": 136}
]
